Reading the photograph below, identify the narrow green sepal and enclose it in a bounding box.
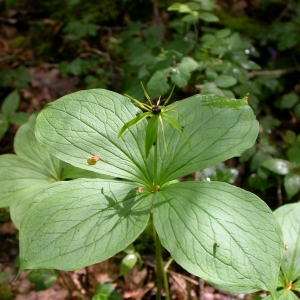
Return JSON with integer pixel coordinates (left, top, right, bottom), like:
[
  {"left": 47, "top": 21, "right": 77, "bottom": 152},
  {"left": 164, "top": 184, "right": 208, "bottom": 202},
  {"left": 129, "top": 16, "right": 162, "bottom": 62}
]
[
  {"left": 118, "top": 112, "right": 150, "bottom": 138},
  {"left": 140, "top": 81, "right": 152, "bottom": 104},
  {"left": 162, "top": 113, "right": 191, "bottom": 147},
  {"left": 124, "top": 94, "right": 152, "bottom": 111},
  {"left": 163, "top": 85, "right": 175, "bottom": 106},
  {"left": 145, "top": 115, "right": 159, "bottom": 157}
]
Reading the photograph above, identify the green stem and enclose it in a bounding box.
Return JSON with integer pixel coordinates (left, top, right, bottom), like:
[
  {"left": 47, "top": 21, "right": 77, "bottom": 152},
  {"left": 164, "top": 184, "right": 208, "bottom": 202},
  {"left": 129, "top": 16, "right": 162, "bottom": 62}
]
[
  {"left": 155, "top": 228, "right": 163, "bottom": 300},
  {"left": 153, "top": 138, "right": 158, "bottom": 191},
  {"left": 152, "top": 217, "right": 170, "bottom": 300},
  {"left": 152, "top": 134, "right": 170, "bottom": 299}
]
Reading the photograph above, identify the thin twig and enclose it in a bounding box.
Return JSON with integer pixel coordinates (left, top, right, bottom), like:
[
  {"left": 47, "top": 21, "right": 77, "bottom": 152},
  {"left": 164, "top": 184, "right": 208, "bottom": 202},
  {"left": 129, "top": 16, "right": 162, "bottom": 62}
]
[
  {"left": 247, "top": 67, "right": 300, "bottom": 78},
  {"left": 199, "top": 278, "right": 205, "bottom": 300},
  {"left": 277, "top": 176, "right": 283, "bottom": 207}
]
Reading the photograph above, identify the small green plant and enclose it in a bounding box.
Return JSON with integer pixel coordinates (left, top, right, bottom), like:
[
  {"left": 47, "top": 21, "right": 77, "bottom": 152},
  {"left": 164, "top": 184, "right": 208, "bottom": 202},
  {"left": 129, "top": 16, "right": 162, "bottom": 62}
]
[
  {"left": 0, "top": 66, "right": 32, "bottom": 89},
  {"left": 0, "top": 90, "right": 29, "bottom": 138},
  {"left": 262, "top": 158, "right": 300, "bottom": 200},
  {"left": 13, "top": 87, "right": 284, "bottom": 299},
  {"left": 92, "top": 282, "right": 123, "bottom": 300},
  {"left": 263, "top": 202, "right": 300, "bottom": 299},
  {"left": 119, "top": 244, "right": 141, "bottom": 277},
  {"left": 26, "top": 269, "right": 59, "bottom": 291}
]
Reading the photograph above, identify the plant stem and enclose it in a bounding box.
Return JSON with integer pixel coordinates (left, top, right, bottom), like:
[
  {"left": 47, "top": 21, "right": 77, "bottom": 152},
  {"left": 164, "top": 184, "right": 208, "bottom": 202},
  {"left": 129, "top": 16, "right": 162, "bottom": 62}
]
[
  {"left": 153, "top": 138, "right": 158, "bottom": 191},
  {"left": 152, "top": 135, "right": 170, "bottom": 299},
  {"left": 152, "top": 220, "right": 171, "bottom": 300},
  {"left": 155, "top": 228, "right": 163, "bottom": 300},
  {"left": 162, "top": 260, "right": 170, "bottom": 300}
]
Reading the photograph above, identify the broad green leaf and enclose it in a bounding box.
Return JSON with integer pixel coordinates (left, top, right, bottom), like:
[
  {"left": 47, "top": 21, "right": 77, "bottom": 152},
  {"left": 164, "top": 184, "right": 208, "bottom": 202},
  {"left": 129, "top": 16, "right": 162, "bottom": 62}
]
[
  {"left": 294, "top": 279, "right": 300, "bottom": 292},
  {"left": 0, "top": 117, "right": 9, "bottom": 136},
  {"left": 170, "top": 65, "right": 190, "bottom": 88},
  {"left": 93, "top": 282, "right": 123, "bottom": 300},
  {"left": 248, "top": 172, "right": 268, "bottom": 192},
  {"left": 275, "top": 202, "right": 300, "bottom": 282},
  {"left": 284, "top": 174, "right": 300, "bottom": 200},
  {"left": 178, "top": 4, "right": 192, "bottom": 13},
  {"left": 170, "top": 57, "right": 198, "bottom": 88},
  {"left": 26, "top": 269, "right": 58, "bottom": 291},
  {"left": 239, "top": 60, "right": 261, "bottom": 71},
  {"left": 250, "top": 150, "right": 272, "bottom": 172},
  {"left": 261, "top": 159, "right": 292, "bottom": 175},
  {"left": 2, "top": 90, "right": 20, "bottom": 116},
  {"left": 147, "top": 69, "right": 170, "bottom": 98},
  {"left": 263, "top": 289, "right": 299, "bottom": 300},
  {"left": 119, "top": 253, "right": 138, "bottom": 276},
  {"left": 216, "top": 28, "right": 231, "bottom": 39},
  {"left": 181, "top": 14, "right": 198, "bottom": 23},
  {"left": 0, "top": 114, "right": 104, "bottom": 228},
  {"left": 287, "top": 145, "right": 300, "bottom": 163},
  {"left": 156, "top": 94, "right": 258, "bottom": 184},
  {"left": 145, "top": 115, "right": 158, "bottom": 158},
  {"left": 195, "top": 0, "right": 217, "bottom": 11},
  {"left": 283, "top": 130, "right": 296, "bottom": 145},
  {"left": 276, "top": 93, "right": 299, "bottom": 109},
  {"left": 294, "top": 103, "right": 300, "bottom": 119},
  {"left": 167, "top": 3, "right": 181, "bottom": 11},
  {"left": 60, "top": 163, "right": 113, "bottom": 180},
  {"left": 35, "top": 90, "right": 153, "bottom": 185},
  {"left": 205, "top": 68, "right": 218, "bottom": 80},
  {"left": 201, "top": 83, "right": 224, "bottom": 96},
  {"left": 215, "top": 75, "right": 237, "bottom": 88},
  {"left": 221, "top": 89, "right": 235, "bottom": 98},
  {"left": 123, "top": 244, "right": 135, "bottom": 254},
  {"left": 0, "top": 154, "right": 54, "bottom": 208},
  {"left": 260, "top": 115, "right": 281, "bottom": 133},
  {"left": 186, "top": 2, "right": 200, "bottom": 10},
  {"left": 200, "top": 163, "right": 238, "bottom": 184},
  {"left": 198, "top": 12, "right": 219, "bottom": 22},
  {"left": 239, "top": 145, "right": 256, "bottom": 163},
  {"left": 15, "top": 114, "right": 63, "bottom": 179},
  {"left": 9, "top": 186, "right": 52, "bottom": 229},
  {"left": 181, "top": 57, "right": 198, "bottom": 71},
  {"left": 35, "top": 91, "right": 258, "bottom": 187},
  {"left": 19, "top": 179, "right": 153, "bottom": 271},
  {"left": 9, "top": 111, "right": 30, "bottom": 125},
  {"left": 154, "top": 181, "right": 283, "bottom": 294}
]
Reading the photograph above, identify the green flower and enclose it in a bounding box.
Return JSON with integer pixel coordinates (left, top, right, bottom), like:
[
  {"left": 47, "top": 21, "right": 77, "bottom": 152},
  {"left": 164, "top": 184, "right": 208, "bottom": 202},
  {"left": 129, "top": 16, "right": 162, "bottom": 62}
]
[{"left": 118, "top": 83, "right": 190, "bottom": 157}]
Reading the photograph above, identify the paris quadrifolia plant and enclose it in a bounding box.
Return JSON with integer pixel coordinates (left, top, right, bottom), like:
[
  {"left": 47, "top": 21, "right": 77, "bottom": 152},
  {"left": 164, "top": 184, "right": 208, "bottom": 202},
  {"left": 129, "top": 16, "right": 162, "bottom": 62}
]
[{"left": 14, "top": 85, "right": 284, "bottom": 299}]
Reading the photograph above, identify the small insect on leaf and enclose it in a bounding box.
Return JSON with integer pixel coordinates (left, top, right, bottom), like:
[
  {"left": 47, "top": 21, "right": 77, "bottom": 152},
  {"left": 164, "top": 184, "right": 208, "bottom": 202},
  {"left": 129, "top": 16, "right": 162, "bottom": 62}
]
[
  {"left": 284, "top": 244, "right": 288, "bottom": 250},
  {"left": 137, "top": 186, "right": 143, "bottom": 194},
  {"left": 87, "top": 155, "right": 101, "bottom": 165},
  {"left": 156, "top": 185, "right": 161, "bottom": 191},
  {"left": 214, "top": 242, "right": 220, "bottom": 247}
]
